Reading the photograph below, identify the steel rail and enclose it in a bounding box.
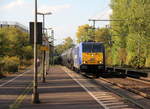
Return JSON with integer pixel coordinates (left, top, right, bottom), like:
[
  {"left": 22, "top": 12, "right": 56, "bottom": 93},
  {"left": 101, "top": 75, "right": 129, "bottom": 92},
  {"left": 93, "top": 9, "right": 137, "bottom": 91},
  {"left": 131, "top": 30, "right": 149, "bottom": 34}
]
[
  {"left": 127, "top": 77, "right": 150, "bottom": 85},
  {"left": 95, "top": 78, "right": 147, "bottom": 109}
]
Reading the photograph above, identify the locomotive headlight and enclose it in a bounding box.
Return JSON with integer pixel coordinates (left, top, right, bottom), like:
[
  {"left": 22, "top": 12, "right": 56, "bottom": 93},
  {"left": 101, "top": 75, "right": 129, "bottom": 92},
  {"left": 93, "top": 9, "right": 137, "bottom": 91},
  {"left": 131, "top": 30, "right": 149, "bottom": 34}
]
[
  {"left": 83, "top": 61, "right": 87, "bottom": 64},
  {"left": 99, "top": 61, "right": 102, "bottom": 64}
]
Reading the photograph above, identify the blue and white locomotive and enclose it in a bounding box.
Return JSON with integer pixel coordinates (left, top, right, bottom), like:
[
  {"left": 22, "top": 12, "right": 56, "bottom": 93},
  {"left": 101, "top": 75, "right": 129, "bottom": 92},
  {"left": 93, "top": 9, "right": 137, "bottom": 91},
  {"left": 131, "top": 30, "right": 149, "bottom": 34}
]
[{"left": 61, "top": 42, "right": 105, "bottom": 77}]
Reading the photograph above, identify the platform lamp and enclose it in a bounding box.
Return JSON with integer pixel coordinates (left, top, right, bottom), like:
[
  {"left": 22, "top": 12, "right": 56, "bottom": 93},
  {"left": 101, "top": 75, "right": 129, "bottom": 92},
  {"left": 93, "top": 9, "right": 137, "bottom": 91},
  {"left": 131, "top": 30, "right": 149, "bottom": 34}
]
[{"left": 37, "top": 12, "right": 52, "bottom": 83}]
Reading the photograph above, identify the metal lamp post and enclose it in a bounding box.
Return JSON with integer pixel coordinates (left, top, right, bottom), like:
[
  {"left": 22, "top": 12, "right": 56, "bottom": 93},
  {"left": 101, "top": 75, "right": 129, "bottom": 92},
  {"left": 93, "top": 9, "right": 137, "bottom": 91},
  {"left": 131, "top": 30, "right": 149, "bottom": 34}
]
[
  {"left": 32, "top": 0, "right": 40, "bottom": 104},
  {"left": 51, "top": 29, "right": 54, "bottom": 65},
  {"left": 37, "top": 12, "right": 52, "bottom": 83},
  {"left": 37, "top": 12, "right": 52, "bottom": 34},
  {"left": 46, "top": 28, "right": 54, "bottom": 65},
  {"left": 44, "top": 28, "right": 54, "bottom": 66}
]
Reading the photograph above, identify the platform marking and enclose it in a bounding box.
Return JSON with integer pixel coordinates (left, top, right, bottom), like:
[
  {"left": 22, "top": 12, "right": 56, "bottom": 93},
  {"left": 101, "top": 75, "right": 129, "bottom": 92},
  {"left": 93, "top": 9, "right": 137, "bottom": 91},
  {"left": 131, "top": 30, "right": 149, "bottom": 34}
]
[
  {"left": 63, "top": 67, "right": 109, "bottom": 109},
  {"left": 9, "top": 82, "right": 32, "bottom": 109},
  {"left": 0, "top": 70, "right": 31, "bottom": 87}
]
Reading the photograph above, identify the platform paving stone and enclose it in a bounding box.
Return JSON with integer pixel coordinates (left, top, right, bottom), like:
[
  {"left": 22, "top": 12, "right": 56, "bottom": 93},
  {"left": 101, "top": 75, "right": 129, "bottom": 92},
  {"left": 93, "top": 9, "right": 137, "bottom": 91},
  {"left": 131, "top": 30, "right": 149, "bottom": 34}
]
[{"left": 20, "top": 66, "right": 103, "bottom": 109}]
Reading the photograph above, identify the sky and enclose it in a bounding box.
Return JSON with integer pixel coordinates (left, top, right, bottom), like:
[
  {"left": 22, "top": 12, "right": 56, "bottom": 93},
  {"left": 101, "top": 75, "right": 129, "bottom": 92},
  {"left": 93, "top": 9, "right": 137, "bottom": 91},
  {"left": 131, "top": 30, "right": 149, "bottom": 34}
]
[{"left": 0, "top": 0, "right": 112, "bottom": 45}]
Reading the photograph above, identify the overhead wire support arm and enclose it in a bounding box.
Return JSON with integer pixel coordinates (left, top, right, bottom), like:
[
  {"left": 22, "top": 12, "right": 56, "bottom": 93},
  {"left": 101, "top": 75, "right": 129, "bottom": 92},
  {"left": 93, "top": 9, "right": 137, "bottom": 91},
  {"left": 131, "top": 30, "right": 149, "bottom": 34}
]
[
  {"left": 88, "top": 18, "right": 127, "bottom": 31},
  {"left": 88, "top": 19, "right": 127, "bottom": 28},
  {"left": 88, "top": 19, "right": 127, "bottom": 22}
]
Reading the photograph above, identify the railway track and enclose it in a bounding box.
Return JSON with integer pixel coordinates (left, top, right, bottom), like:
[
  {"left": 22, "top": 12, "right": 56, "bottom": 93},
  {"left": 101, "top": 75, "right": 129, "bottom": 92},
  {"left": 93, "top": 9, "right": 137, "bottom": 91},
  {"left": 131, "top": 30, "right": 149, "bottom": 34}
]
[
  {"left": 63, "top": 67, "right": 147, "bottom": 109},
  {"left": 126, "top": 73, "right": 150, "bottom": 82},
  {"left": 139, "top": 77, "right": 150, "bottom": 82},
  {"left": 99, "top": 76, "right": 150, "bottom": 99},
  {"left": 94, "top": 78, "right": 150, "bottom": 109}
]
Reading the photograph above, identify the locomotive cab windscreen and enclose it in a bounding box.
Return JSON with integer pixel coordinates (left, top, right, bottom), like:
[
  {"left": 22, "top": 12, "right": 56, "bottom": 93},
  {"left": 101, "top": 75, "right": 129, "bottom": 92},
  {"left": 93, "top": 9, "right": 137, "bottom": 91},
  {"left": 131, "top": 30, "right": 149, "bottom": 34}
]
[{"left": 82, "top": 43, "right": 103, "bottom": 53}]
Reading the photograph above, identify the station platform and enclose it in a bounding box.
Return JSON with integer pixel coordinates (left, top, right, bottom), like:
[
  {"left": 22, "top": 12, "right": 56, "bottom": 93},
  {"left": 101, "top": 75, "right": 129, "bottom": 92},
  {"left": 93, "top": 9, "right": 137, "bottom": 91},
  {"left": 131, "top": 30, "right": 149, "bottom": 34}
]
[{"left": 20, "top": 66, "right": 103, "bottom": 109}]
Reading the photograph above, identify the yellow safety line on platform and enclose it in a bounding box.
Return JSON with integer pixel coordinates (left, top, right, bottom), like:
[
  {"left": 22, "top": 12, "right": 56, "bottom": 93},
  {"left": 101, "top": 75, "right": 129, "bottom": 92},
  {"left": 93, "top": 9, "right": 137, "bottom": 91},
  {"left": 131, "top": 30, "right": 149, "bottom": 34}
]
[{"left": 9, "top": 83, "right": 32, "bottom": 109}]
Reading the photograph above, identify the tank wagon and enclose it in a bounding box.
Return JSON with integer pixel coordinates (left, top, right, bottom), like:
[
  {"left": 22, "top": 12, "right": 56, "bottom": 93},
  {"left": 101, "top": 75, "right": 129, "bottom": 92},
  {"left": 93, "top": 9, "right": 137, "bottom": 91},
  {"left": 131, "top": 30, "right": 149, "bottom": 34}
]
[{"left": 61, "top": 42, "right": 105, "bottom": 77}]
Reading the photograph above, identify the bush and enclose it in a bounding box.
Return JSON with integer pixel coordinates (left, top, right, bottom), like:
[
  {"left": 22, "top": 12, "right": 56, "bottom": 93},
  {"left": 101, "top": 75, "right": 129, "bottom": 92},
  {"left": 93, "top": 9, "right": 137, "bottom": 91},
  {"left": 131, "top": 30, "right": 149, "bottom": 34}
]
[
  {"left": 21, "top": 59, "right": 33, "bottom": 66},
  {"left": 129, "top": 56, "right": 146, "bottom": 69},
  {"left": 3, "top": 56, "right": 20, "bottom": 72},
  {"left": 0, "top": 57, "right": 4, "bottom": 74}
]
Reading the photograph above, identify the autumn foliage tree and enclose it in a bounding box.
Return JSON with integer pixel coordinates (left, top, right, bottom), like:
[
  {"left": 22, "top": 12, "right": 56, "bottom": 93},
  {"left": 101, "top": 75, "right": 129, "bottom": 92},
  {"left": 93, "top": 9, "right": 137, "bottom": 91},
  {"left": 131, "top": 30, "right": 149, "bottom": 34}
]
[
  {"left": 76, "top": 24, "right": 95, "bottom": 43},
  {"left": 0, "top": 27, "right": 33, "bottom": 73}
]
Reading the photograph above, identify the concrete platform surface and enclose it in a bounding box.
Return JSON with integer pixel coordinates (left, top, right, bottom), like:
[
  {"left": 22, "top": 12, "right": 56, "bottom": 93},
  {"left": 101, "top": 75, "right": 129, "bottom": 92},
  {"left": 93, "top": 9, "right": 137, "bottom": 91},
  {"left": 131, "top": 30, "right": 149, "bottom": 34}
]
[{"left": 20, "top": 66, "right": 103, "bottom": 109}]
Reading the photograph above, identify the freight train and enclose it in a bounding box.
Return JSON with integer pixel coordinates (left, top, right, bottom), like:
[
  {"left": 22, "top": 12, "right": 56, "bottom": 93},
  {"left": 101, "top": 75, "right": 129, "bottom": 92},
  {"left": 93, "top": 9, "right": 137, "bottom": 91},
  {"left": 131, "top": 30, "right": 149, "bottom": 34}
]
[{"left": 61, "top": 42, "right": 105, "bottom": 78}]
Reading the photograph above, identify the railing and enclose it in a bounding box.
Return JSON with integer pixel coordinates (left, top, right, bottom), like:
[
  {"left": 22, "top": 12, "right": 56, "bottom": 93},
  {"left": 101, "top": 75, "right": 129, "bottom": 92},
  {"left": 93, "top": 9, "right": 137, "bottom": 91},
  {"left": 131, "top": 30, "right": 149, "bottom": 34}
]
[{"left": 0, "top": 21, "right": 29, "bottom": 33}]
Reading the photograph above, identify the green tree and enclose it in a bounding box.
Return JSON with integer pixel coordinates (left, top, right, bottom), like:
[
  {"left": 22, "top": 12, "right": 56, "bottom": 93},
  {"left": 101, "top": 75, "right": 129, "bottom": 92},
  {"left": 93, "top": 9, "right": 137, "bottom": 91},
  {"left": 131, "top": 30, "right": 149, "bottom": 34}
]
[
  {"left": 0, "top": 27, "right": 33, "bottom": 72},
  {"left": 95, "top": 28, "right": 111, "bottom": 46},
  {"left": 76, "top": 24, "right": 94, "bottom": 43},
  {"left": 55, "top": 37, "right": 75, "bottom": 56},
  {"left": 63, "top": 37, "right": 74, "bottom": 50},
  {"left": 0, "top": 32, "right": 8, "bottom": 57},
  {"left": 110, "top": 0, "right": 150, "bottom": 68}
]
